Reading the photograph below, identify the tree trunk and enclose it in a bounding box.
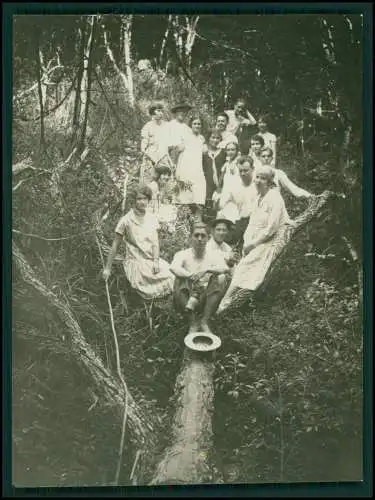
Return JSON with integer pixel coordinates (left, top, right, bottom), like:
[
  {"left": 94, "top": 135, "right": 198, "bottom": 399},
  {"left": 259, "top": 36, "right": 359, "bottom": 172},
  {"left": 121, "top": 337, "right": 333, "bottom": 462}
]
[
  {"left": 184, "top": 15, "right": 199, "bottom": 70},
  {"left": 151, "top": 348, "right": 219, "bottom": 485},
  {"left": 121, "top": 15, "right": 135, "bottom": 108},
  {"left": 76, "top": 15, "right": 97, "bottom": 152},
  {"left": 218, "top": 191, "right": 344, "bottom": 312},
  {"left": 159, "top": 15, "right": 172, "bottom": 69},
  {"left": 35, "top": 44, "right": 45, "bottom": 155},
  {"left": 12, "top": 241, "right": 160, "bottom": 480},
  {"left": 103, "top": 20, "right": 134, "bottom": 108},
  {"left": 71, "top": 25, "right": 85, "bottom": 147}
]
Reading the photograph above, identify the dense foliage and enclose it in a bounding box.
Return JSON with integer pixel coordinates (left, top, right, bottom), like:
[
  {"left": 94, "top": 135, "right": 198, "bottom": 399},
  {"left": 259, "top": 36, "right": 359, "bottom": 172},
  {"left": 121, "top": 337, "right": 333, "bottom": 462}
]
[{"left": 11, "top": 12, "right": 364, "bottom": 486}]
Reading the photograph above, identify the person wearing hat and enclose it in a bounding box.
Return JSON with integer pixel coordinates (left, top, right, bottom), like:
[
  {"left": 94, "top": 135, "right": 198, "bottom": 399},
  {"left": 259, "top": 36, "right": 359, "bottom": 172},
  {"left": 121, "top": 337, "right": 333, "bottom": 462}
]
[
  {"left": 140, "top": 102, "right": 169, "bottom": 184},
  {"left": 164, "top": 103, "right": 193, "bottom": 166},
  {"left": 170, "top": 221, "right": 231, "bottom": 333},
  {"left": 206, "top": 218, "right": 237, "bottom": 270}
]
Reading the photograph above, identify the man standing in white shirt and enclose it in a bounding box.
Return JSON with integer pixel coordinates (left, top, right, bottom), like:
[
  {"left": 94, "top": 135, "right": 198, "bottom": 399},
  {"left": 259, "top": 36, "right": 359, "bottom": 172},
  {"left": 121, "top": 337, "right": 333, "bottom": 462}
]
[
  {"left": 218, "top": 156, "right": 258, "bottom": 248},
  {"left": 215, "top": 112, "right": 239, "bottom": 149}
]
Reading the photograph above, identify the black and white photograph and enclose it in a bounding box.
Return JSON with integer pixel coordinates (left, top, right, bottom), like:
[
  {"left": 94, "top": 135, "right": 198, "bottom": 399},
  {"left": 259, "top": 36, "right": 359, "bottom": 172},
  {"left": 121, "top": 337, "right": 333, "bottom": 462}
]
[{"left": 8, "top": 5, "right": 370, "bottom": 491}]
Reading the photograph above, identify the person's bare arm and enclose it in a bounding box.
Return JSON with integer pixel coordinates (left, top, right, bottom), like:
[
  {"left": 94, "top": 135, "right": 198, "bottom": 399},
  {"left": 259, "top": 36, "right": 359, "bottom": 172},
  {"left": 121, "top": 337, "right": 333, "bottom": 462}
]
[
  {"left": 103, "top": 233, "right": 122, "bottom": 280},
  {"left": 170, "top": 253, "right": 192, "bottom": 278}
]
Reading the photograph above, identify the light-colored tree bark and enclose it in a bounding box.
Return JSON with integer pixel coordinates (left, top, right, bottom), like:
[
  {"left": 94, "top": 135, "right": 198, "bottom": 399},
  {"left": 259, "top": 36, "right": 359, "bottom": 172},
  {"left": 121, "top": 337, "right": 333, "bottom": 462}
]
[
  {"left": 103, "top": 16, "right": 135, "bottom": 108},
  {"left": 151, "top": 348, "right": 219, "bottom": 485}
]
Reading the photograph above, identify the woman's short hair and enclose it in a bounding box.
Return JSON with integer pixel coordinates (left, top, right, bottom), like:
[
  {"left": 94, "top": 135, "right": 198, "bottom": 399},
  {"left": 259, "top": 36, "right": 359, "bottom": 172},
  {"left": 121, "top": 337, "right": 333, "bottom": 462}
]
[
  {"left": 148, "top": 102, "right": 164, "bottom": 116},
  {"left": 216, "top": 112, "right": 229, "bottom": 124},
  {"left": 260, "top": 147, "right": 274, "bottom": 157},
  {"left": 154, "top": 165, "right": 171, "bottom": 180},
  {"left": 237, "top": 155, "right": 254, "bottom": 167},
  {"left": 251, "top": 134, "right": 265, "bottom": 146},
  {"left": 189, "top": 115, "right": 203, "bottom": 128},
  {"left": 256, "top": 165, "right": 277, "bottom": 187},
  {"left": 130, "top": 184, "right": 153, "bottom": 203},
  {"left": 208, "top": 128, "right": 223, "bottom": 140},
  {"left": 225, "top": 141, "right": 239, "bottom": 151}
]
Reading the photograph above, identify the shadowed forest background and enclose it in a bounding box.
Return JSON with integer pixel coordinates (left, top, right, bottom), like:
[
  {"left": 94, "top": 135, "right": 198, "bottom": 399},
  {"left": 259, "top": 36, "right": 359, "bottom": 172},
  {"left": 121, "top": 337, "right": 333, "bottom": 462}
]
[{"left": 12, "top": 13, "right": 364, "bottom": 486}]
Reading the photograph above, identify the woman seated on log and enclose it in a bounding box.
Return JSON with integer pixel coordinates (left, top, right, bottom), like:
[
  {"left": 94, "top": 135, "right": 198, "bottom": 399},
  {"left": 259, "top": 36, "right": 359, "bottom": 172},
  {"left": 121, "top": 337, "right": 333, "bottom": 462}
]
[
  {"left": 202, "top": 128, "right": 227, "bottom": 218},
  {"left": 217, "top": 165, "right": 292, "bottom": 314},
  {"left": 174, "top": 115, "right": 207, "bottom": 220},
  {"left": 170, "top": 222, "right": 232, "bottom": 333},
  {"left": 103, "top": 185, "right": 174, "bottom": 300},
  {"left": 147, "top": 165, "right": 177, "bottom": 233},
  {"left": 259, "top": 147, "right": 314, "bottom": 200}
]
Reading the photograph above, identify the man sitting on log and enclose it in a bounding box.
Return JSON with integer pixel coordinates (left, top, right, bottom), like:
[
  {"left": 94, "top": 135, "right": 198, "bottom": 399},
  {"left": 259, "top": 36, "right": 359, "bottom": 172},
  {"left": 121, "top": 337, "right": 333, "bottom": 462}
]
[{"left": 170, "top": 222, "right": 232, "bottom": 334}]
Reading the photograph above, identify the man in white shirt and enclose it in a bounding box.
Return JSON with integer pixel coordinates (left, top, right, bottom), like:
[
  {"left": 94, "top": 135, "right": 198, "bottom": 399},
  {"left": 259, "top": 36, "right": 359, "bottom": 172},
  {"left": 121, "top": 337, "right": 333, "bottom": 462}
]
[
  {"left": 170, "top": 222, "right": 231, "bottom": 333},
  {"left": 218, "top": 156, "right": 258, "bottom": 248},
  {"left": 215, "top": 113, "right": 239, "bottom": 149}
]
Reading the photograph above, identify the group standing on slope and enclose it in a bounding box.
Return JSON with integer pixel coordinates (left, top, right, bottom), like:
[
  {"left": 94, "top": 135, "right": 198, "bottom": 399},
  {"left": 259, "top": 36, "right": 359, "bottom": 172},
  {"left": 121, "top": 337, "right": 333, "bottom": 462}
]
[{"left": 103, "top": 98, "right": 316, "bottom": 332}]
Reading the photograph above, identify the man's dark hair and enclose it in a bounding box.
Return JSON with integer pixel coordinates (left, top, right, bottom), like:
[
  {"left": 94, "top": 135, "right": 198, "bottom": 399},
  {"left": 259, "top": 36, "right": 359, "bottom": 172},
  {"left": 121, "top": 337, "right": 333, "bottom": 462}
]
[
  {"left": 237, "top": 155, "right": 254, "bottom": 167},
  {"left": 251, "top": 134, "right": 265, "bottom": 146}
]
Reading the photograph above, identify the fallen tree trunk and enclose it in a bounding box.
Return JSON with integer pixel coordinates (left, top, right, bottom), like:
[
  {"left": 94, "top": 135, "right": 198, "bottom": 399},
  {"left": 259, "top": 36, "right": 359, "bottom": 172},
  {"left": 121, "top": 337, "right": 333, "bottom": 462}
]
[
  {"left": 218, "top": 190, "right": 344, "bottom": 312},
  {"left": 12, "top": 241, "right": 160, "bottom": 481},
  {"left": 151, "top": 340, "right": 221, "bottom": 485}
]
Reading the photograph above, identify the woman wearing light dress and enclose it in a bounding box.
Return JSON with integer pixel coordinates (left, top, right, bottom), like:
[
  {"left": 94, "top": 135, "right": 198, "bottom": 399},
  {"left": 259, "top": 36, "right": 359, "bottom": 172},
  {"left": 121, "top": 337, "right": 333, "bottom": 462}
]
[
  {"left": 174, "top": 115, "right": 207, "bottom": 217},
  {"left": 140, "top": 102, "right": 169, "bottom": 185},
  {"left": 259, "top": 147, "right": 314, "bottom": 200},
  {"left": 103, "top": 185, "right": 174, "bottom": 300},
  {"left": 214, "top": 141, "right": 242, "bottom": 223},
  {"left": 217, "top": 165, "right": 292, "bottom": 313}
]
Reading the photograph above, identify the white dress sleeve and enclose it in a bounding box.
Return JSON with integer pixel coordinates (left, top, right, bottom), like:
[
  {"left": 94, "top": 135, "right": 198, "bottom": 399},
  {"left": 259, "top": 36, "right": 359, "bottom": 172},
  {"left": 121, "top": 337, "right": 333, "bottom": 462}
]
[
  {"left": 276, "top": 169, "right": 312, "bottom": 198},
  {"left": 247, "top": 192, "right": 285, "bottom": 247}
]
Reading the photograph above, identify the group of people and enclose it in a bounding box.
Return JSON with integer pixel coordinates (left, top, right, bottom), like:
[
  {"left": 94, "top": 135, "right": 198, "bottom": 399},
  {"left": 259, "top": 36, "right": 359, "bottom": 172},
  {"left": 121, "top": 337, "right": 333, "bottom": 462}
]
[{"left": 103, "top": 98, "right": 316, "bottom": 332}]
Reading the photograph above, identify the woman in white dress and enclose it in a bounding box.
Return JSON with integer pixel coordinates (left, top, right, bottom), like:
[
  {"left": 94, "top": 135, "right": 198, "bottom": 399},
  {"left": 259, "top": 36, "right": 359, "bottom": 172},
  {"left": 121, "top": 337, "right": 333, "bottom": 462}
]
[
  {"left": 217, "top": 165, "right": 292, "bottom": 313},
  {"left": 103, "top": 185, "right": 174, "bottom": 300},
  {"left": 214, "top": 141, "right": 242, "bottom": 223},
  {"left": 175, "top": 115, "right": 207, "bottom": 216},
  {"left": 259, "top": 147, "right": 314, "bottom": 200},
  {"left": 139, "top": 102, "right": 169, "bottom": 184}
]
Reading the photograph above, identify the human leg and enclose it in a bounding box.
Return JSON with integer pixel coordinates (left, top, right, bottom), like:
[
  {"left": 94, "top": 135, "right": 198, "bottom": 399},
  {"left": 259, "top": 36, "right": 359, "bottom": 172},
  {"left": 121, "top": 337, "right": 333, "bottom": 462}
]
[{"left": 201, "top": 274, "right": 229, "bottom": 332}]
